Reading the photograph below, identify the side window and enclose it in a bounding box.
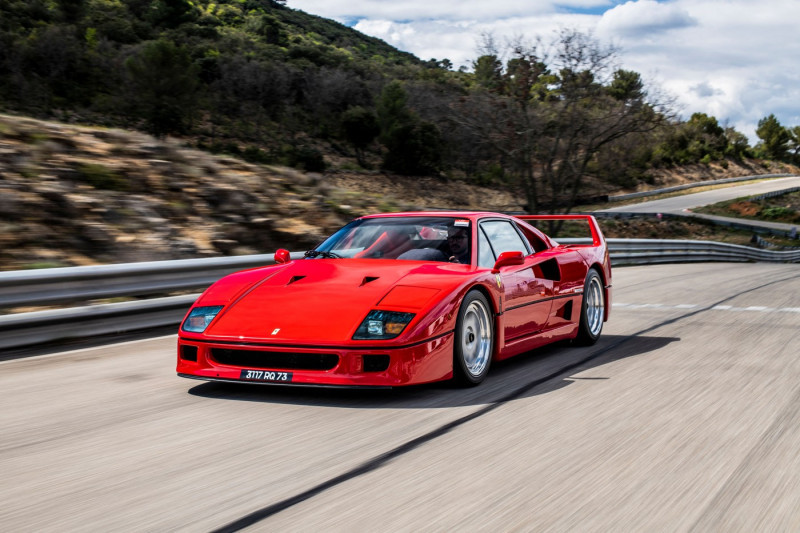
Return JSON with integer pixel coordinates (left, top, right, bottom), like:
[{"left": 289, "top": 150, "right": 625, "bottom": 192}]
[
  {"left": 481, "top": 220, "right": 530, "bottom": 257},
  {"left": 478, "top": 228, "right": 496, "bottom": 268}
]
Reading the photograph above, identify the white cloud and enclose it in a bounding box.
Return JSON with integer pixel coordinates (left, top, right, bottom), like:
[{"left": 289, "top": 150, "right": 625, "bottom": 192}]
[
  {"left": 596, "top": 0, "right": 696, "bottom": 36},
  {"left": 353, "top": 15, "right": 597, "bottom": 68},
  {"left": 288, "top": 0, "right": 800, "bottom": 140},
  {"left": 289, "top": 1, "right": 607, "bottom": 22}
]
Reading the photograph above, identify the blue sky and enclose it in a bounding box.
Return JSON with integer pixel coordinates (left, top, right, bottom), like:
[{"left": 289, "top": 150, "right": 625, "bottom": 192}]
[{"left": 288, "top": 0, "right": 800, "bottom": 143}]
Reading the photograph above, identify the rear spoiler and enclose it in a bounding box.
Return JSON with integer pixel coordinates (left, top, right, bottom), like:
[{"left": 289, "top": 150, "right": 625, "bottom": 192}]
[{"left": 513, "top": 214, "right": 605, "bottom": 247}]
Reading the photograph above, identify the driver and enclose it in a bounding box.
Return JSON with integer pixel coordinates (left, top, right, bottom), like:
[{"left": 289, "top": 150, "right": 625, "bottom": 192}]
[{"left": 447, "top": 226, "right": 470, "bottom": 263}]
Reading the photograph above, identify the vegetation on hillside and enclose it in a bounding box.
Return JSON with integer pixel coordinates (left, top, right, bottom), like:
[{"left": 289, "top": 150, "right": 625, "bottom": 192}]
[
  {"left": 1, "top": 0, "right": 799, "bottom": 218},
  {"left": 695, "top": 191, "right": 800, "bottom": 225}
]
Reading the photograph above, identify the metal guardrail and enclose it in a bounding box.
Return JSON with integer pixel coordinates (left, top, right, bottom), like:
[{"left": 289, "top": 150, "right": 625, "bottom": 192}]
[
  {"left": 605, "top": 238, "right": 800, "bottom": 264},
  {"left": 749, "top": 186, "right": 800, "bottom": 201},
  {"left": 1, "top": 242, "right": 798, "bottom": 350},
  {"left": 0, "top": 294, "right": 198, "bottom": 352},
  {"left": 590, "top": 210, "right": 799, "bottom": 238},
  {"left": 0, "top": 252, "right": 301, "bottom": 309},
  {"left": 607, "top": 174, "right": 794, "bottom": 202}
]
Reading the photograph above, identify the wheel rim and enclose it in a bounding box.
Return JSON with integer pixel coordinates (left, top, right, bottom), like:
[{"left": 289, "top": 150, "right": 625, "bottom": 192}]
[
  {"left": 585, "top": 275, "right": 604, "bottom": 337},
  {"left": 460, "top": 299, "right": 492, "bottom": 377}
]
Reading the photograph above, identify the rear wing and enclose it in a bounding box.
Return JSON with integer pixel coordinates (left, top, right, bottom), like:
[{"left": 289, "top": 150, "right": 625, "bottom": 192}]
[{"left": 513, "top": 214, "right": 605, "bottom": 247}]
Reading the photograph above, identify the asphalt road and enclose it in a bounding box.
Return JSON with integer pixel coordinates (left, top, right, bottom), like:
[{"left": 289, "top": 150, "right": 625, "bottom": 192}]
[
  {"left": 2, "top": 263, "right": 800, "bottom": 532},
  {"left": 601, "top": 175, "right": 800, "bottom": 215}
]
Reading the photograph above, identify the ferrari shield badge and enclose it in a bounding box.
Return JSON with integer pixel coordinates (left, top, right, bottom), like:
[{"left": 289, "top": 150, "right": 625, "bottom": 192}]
[{"left": 495, "top": 273, "right": 502, "bottom": 289}]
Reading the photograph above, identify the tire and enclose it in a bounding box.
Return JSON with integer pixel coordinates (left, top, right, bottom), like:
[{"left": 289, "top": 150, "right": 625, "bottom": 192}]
[
  {"left": 453, "top": 290, "right": 493, "bottom": 386},
  {"left": 575, "top": 269, "right": 605, "bottom": 345}
]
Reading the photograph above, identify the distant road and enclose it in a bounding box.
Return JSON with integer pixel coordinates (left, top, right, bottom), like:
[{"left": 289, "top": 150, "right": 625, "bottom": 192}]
[
  {"left": 2, "top": 264, "right": 800, "bottom": 531},
  {"left": 599, "top": 175, "right": 800, "bottom": 232},
  {"left": 600, "top": 175, "right": 800, "bottom": 214}
]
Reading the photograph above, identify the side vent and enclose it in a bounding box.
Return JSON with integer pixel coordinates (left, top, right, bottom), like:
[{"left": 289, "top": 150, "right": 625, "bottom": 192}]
[
  {"left": 287, "top": 275, "right": 306, "bottom": 285},
  {"left": 557, "top": 300, "right": 573, "bottom": 321},
  {"left": 539, "top": 258, "right": 561, "bottom": 282},
  {"left": 360, "top": 276, "right": 380, "bottom": 286}
]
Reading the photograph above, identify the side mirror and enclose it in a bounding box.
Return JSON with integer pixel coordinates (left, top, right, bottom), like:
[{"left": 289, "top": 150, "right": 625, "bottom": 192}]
[
  {"left": 274, "top": 248, "right": 291, "bottom": 264},
  {"left": 492, "top": 250, "right": 524, "bottom": 273}
]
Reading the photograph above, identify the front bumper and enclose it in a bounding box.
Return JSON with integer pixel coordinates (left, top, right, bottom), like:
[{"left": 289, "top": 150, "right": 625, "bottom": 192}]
[{"left": 176, "top": 333, "right": 455, "bottom": 387}]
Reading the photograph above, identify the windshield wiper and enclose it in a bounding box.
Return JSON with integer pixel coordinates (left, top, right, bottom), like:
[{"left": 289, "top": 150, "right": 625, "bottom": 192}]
[{"left": 303, "top": 250, "right": 342, "bottom": 259}]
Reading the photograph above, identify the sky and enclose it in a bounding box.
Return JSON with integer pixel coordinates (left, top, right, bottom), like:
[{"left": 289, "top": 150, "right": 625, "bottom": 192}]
[{"left": 288, "top": 0, "right": 800, "bottom": 143}]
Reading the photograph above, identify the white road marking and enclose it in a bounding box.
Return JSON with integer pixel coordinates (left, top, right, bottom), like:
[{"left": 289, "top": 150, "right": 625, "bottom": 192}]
[
  {"left": 0, "top": 334, "right": 177, "bottom": 365},
  {"left": 614, "top": 303, "right": 800, "bottom": 314}
]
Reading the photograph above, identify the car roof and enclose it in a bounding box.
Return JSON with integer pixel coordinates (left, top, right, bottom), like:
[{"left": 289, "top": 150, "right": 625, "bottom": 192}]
[
  {"left": 360, "top": 211, "right": 510, "bottom": 220},
  {"left": 357, "top": 211, "right": 556, "bottom": 249}
]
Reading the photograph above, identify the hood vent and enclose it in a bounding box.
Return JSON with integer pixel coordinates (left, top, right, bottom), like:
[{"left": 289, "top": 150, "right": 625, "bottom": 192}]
[
  {"left": 360, "top": 276, "right": 380, "bottom": 286},
  {"left": 287, "top": 275, "right": 306, "bottom": 285}
]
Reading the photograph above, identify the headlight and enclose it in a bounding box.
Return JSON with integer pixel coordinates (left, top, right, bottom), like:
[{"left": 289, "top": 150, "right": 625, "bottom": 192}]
[
  {"left": 353, "top": 310, "right": 415, "bottom": 340},
  {"left": 182, "top": 305, "right": 224, "bottom": 333}
]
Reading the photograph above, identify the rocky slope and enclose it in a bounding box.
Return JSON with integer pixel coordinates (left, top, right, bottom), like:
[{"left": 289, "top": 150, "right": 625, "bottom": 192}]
[
  {"left": 0, "top": 114, "right": 522, "bottom": 270},
  {"left": 2, "top": 113, "right": 798, "bottom": 271}
]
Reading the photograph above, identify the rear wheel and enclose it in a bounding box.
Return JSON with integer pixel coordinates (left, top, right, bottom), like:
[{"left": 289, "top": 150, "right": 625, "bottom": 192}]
[
  {"left": 575, "top": 269, "right": 604, "bottom": 345},
  {"left": 453, "top": 291, "right": 493, "bottom": 386}
]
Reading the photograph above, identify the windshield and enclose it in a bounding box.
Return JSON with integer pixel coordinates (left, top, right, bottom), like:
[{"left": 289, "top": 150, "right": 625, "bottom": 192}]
[{"left": 312, "top": 216, "right": 472, "bottom": 263}]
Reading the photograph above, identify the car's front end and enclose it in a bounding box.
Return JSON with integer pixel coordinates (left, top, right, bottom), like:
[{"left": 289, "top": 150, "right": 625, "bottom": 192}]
[
  {"left": 176, "top": 253, "right": 479, "bottom": 387},
  {"left": 177, "top": 331, "right": 455, "bottom": 388}
]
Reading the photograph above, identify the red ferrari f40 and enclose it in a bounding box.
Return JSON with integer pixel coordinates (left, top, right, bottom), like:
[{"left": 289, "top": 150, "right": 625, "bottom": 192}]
[{"left": 177, "top": 212, "right": 611, "bottom": 387}]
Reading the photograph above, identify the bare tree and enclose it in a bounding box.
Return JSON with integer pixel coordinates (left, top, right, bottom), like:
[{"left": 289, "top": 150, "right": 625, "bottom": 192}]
[{"left": 452, "top": 29, "right": 671, "bottom": 230}]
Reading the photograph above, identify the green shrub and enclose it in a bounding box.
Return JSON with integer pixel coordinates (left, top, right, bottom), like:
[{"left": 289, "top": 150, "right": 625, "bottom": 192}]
[
  {"left": 287, "top": 146, "right": 326, "bottom": 172},
  {"left": 77, "top": 163, "right": 129, "bottom": 191},
  {"left": 241, "top": 146, "right": 274, "bottom": 164},
  {"left": 761, "top": 206, "right": 795, "bottom": 219}
]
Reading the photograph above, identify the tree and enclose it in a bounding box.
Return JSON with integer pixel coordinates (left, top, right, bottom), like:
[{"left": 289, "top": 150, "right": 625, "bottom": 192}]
[
  {"left": 124, "top": 39, "right": 199, "bottom": 137},
  {"left": 788, "top": 125, "right": 800, "bottom": 163},
  {"left": 452, "top": 30, "right": 669, "bottom": 227},
  {"left": 686, "top": 112, "right": 728, "bottom": 160},
  {"left": 57, "top": 0, "right": 84, "bottom": 23},
  {"left": 607, "top": 69, "right": 644, "bottom": 101},
  {"left": 341, "top": 106, "right": 379, "bottom": 167},
  {"left": 376, "top": 81, "right": 411, "bottom": 141},
  {"left": 374, "top": 81, "right": 443, "bottom": 175},
  {"left": 382, "top": 121, "right": 443, "bottom": 175},
  {"left": 473, "top": 54, "right": 503, "bottom": 90},
  {"left": 756, "top": 114, "right": 790, "bottom": 161},
  {"left": 146, "top": 0, "right": 195, "bottom": 28},
  {"left": 724, "top": 127, "right": 751, "bottom": 160}
]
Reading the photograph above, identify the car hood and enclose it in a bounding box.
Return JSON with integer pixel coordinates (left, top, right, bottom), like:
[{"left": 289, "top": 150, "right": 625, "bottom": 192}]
[{"left": 203, "top": 259, "right": 466, "bottom": 343}]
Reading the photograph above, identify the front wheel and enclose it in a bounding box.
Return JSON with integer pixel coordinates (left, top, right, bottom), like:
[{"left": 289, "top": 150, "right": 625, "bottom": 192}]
[
  {"left": 575, "top": 269, "right": 605, "bottom": 345},
  {"left": 453, "top": 291, "right": 493, "bottom": 386}
]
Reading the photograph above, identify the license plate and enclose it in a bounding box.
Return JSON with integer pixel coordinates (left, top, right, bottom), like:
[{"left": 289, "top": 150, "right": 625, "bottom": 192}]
[{"left": 239, "top": 369, "right": 293, "bottom": 383}]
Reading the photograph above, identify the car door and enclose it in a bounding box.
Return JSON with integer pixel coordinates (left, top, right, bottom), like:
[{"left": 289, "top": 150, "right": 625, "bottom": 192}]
[{"left": 478, "top": 220, "right": 554, "bottom": 342}]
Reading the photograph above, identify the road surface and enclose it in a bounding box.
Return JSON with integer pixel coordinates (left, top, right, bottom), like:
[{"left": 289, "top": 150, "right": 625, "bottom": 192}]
[
  {"left": 1, "top": 263, "right": 799, "bottom": 531},
  {"left": 600, "top": 175, "right": 800, "bottom": 232}
]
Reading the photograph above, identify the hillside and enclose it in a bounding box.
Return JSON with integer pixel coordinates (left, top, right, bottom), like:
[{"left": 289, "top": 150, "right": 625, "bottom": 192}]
[
  {"left": 3, "top": 2, "right": 800, "bottom": 271},
  {"left": 0, "top": 113, "right": 519, "bottom": 270},
  {"left": 3, "top": 113, "right": 798, "bottom": 271}
]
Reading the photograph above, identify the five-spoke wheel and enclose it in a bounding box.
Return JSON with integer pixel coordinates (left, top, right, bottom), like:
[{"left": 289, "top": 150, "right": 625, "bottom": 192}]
[
  {"left": 453, "top": 291, "right": 493, "bottom": 385},
  {"left": 576, "top": 269, "right": 605, "bottom": 345}
]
